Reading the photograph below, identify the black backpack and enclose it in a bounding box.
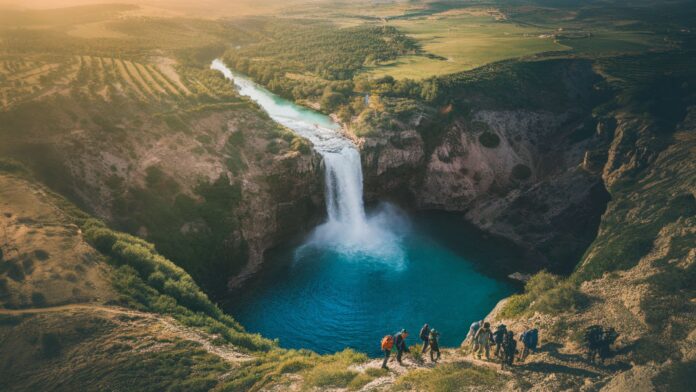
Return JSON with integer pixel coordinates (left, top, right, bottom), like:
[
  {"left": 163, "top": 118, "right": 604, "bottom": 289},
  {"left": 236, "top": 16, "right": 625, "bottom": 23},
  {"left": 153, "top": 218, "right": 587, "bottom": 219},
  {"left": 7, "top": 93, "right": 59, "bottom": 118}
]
[{"left": 583, "top": 325, "right": 603, "bottom": 348}]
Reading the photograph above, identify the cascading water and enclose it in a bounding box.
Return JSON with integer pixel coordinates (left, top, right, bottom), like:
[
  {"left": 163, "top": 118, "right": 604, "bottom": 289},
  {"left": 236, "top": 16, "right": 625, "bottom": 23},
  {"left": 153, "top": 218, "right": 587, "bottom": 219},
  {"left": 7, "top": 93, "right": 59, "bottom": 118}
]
[
  {"left": 211, "top": 59, "right": 406, "bottom": 264},
  {"left": 213, "top": 59, "right": 515, "bottom": 354}
]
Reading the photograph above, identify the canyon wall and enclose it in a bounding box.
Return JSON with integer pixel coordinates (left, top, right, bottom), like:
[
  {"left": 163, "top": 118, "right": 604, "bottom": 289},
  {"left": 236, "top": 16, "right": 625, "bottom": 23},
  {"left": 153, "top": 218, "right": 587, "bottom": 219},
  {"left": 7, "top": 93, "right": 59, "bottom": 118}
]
[{"left": 359, "top": 60, "right": 611, "bottom": 273}]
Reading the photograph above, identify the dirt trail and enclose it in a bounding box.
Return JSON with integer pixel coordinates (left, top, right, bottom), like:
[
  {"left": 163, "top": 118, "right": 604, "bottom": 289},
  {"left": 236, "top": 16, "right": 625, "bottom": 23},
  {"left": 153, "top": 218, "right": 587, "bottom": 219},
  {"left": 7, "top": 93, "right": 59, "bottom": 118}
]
[
  {"left": 0, "top": 304, "right": 252, "bottom": 363},
  {"left": 345, "top": 343, "right": 614, "bottom": 391}
]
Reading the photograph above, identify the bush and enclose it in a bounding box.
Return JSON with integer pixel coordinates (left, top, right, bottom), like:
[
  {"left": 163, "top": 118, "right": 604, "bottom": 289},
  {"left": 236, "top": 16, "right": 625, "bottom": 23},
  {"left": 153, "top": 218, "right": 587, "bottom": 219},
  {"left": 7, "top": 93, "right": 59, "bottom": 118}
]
[
  {"left": 409, "top": 344, "right": 423, "bottom": 363},
  {"left": 526, "top": 271, "right": 561, "bottom": 297},
  {"left": 499, "top": 271, "right": 585, "bottom": 318},
  {"left": 41, "top": 333, "right": 61, "bottom": 358},
  {"left": 305, "top": 367, "right": 358, "bottom": 388},
  {"left": 478, "top": 131, "right": 500, "bottom": 148},
  {"left": 31, "top": 291, "right": 46, "bottom": 306},
  {"left": 534, "top": 281, "right": 588, "bottom": 314},
  {"left": 499, "top": 294, "right": 532, "bottom": 319},
  {"left": 277, "top": 357, "right": 313, "bottom": 374}
]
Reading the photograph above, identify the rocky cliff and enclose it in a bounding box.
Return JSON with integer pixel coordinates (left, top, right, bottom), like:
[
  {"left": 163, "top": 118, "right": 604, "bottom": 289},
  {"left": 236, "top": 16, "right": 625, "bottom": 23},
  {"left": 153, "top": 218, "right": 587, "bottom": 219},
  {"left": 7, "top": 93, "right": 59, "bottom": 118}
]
[
  {"left": 358, "top": 59, "right": 611, "bottom": 273},
  {"left": 0, "top": 63, "right": 325, "bottom": 295}
]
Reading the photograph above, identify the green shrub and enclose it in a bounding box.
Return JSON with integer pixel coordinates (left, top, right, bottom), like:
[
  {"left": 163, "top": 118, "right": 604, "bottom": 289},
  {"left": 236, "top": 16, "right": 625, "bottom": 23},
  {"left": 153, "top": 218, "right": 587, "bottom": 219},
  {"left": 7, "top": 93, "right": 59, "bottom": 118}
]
[
  {"left": 478, "top": 131, "right": 500, "bottom": 148},
  {"left": 499, "top": 294, "right": 532, "bottom": 319},
  {"left": 499, "top": 271, "right": 585, "bottom": 318},
  {"left": 409, "top": 344, "right": 423, "bottom": 363},
  {"left": 305, "top": 367, "right": 358, "bottom": 388},
  {"left": 277, "top": 358, "right": 313, "bottom": 374},
  {"left": 525, "top": 270, "right": 562, "bottom": 296},
  {"left": 534, "top": 281, "right": 587, "bottom": 314}
]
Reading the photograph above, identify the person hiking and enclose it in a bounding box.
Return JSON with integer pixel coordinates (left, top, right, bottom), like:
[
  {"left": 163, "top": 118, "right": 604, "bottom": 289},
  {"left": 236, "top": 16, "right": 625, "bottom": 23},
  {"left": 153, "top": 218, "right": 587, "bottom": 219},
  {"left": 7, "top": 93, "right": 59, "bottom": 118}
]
[
  {"left": 501, "top": 331, "right": 517, "bottom": 369},
  {"left": 381, "top": 334, "right": 394, "bottom": 369},
  {"left": 583, "top": 325, "right": 618, "bottom": 364},
  {"left": 520, "top": 328, "right": 538, "bottom": 361},
  {"left": 419, "top": 323, "right": 431, "bottom": 353},
  {"left": 428, "top": 329, "right": 441, "bottom": 362},
  {"left": 393, "top": 329, "right": 410, "bottom": 365},
  {"left": 474, "top": 322, "right": 493, "bottom": 360},
  {"left": 493, "top": 324, "right": 507, "bottom": 359},
  {"left": 465, "top": 319, "right": 483, "bottom": 350},
  {"left": 598, "top": 327, "right": 618, "bottom": 363}
]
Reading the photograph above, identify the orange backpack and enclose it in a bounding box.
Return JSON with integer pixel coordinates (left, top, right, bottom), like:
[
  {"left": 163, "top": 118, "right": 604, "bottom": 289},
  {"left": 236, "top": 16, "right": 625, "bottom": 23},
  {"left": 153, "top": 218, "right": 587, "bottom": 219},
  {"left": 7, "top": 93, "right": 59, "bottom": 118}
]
[{"left": 381, "top": 335, "right": 394, "bottom": 351}]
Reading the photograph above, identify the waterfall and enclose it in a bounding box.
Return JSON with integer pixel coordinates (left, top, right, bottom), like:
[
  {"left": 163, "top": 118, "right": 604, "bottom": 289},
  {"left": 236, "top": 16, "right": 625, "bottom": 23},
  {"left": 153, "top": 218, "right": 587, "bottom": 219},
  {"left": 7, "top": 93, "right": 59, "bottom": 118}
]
[
  {"left": 212, "top": 59, "right": 406, "bottom": 264},
  {"left": 323, "top": 149, "right": 367, "bottom": 228}
]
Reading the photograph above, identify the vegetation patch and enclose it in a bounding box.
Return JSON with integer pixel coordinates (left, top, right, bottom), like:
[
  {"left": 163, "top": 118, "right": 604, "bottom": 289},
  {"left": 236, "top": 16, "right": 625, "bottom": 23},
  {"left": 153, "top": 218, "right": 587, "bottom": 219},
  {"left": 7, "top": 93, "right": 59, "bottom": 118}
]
[
  {"left": 500, "top": 271, "right": 587, "bottom": 318},
  {"left": 83, "top": 219, "right": 273, "bottom": 352},
  {"left": 393, "top": 362, "right": 503, "bottom": 391}
]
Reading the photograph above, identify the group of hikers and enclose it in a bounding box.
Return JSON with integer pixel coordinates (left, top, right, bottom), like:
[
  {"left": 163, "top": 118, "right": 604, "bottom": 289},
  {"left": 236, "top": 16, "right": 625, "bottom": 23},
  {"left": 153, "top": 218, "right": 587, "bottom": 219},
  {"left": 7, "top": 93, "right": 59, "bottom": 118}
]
[
  {"left": 465, "top": 320, "right": 539, "bottom": 369},
  {"left": 379, "top": 321, "right": 539, "bottom": 370},
  {"left": 380, "top": 321, "right": 618, "bottom": 370},
  {"left": 583, "top": 325, "right": 619, "bottom": 364},
  {"left": 380, "top": 324, "right": 441, "bottom": 369}
]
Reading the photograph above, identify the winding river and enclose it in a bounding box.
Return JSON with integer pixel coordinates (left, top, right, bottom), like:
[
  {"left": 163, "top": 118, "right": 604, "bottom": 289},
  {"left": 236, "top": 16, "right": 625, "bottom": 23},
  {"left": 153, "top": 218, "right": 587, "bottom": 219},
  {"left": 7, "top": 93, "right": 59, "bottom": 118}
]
[{"left": 212, "top": 60, "right": 515, "bottom": 355}]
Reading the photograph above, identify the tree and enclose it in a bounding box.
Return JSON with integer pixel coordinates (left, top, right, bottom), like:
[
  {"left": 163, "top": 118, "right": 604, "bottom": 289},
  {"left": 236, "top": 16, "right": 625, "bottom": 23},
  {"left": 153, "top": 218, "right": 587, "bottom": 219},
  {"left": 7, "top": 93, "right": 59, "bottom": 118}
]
[
  {"left": 320, "top": 89, "right": 345, "bottom": 112},
  {"left": 420, "top": 79, "right": 440, "bottom": 102}
]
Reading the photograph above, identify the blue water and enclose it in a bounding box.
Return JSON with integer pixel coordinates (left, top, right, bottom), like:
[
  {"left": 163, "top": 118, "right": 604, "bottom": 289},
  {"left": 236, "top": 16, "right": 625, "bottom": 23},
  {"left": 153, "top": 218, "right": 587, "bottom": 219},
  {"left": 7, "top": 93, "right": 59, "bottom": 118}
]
[
  {"left": 226, "top": 209, "right": 516, "bottom": 356},
  {"left": 213, "top": 59, "right": 517, "bottom": 356}
]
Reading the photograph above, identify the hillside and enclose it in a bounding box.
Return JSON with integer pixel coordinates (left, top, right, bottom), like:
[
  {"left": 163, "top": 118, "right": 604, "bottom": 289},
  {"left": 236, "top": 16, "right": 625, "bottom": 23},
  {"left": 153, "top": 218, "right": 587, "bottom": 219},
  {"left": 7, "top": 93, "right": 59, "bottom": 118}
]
[
  {"left": 0, "top": 7, "right": 324, "bottom": 296},
  {"left": 0, "top": 1, "right": 694, "bottom": 391}
]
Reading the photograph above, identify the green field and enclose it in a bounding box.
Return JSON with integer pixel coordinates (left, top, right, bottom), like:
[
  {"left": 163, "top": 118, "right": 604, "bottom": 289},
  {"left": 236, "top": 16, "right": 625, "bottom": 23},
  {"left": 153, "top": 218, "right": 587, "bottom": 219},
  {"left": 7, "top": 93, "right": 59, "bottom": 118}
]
[
  {"left": 360, "top": 5, "right": 676, "bottom": 80},
  {"left": 364, "top": 14, "right": 570, "bottom": 79}
]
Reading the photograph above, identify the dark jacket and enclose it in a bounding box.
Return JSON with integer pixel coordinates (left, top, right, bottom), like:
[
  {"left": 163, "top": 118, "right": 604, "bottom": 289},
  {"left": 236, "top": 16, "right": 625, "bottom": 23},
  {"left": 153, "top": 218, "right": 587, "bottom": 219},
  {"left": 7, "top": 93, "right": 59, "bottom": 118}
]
[
  {"left": 493, "top": 326, "right": 507, "bottom": 344},
  {"left": 429, "top": 332, "right": 440, "bottom": 350},
  {"left": 504, "top": 336, "right": 517, "bottom": 354},
  {"left": 394, "top": 334, "right": 408, "bottom": 352},
  {"left": 419, "top": 325, "right": 430, "bottom": 341}
]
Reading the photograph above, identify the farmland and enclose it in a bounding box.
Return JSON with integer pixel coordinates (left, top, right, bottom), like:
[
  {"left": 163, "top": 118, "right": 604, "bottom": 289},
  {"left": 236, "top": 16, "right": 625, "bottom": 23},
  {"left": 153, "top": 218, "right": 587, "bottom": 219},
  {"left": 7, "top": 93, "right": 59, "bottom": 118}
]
[{"left": 364, "top": 13, "right": 570, "bottom": 80}]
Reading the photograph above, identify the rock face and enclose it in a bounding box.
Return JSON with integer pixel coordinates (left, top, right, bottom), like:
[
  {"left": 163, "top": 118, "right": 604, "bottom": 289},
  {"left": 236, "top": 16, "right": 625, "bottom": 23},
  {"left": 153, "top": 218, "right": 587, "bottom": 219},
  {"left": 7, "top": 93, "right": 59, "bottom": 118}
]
[
  {"left": 0, "top": 96, "right": 325, "bottom": 295},
  {"left": 358, "top": 61, "right": 611, "bottom": 272}
]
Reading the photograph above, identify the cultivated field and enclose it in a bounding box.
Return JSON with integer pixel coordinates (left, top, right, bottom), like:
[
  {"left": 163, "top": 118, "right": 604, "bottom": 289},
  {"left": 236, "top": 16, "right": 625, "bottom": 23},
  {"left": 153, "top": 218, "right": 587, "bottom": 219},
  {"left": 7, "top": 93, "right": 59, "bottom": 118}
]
[{"left": 364, "top": 13, "right": 569, "bottom": 79}]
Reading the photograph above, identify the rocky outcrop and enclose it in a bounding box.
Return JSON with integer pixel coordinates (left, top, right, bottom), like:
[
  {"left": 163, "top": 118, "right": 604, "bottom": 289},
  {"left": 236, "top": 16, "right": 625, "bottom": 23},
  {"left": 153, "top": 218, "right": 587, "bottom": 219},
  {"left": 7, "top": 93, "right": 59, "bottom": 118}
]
[
  {"left": 0, "top": 95, "right": 325, "bottom": 295},
  {"left": 357, "top": 106, "right": 610, "bottom": 272}
]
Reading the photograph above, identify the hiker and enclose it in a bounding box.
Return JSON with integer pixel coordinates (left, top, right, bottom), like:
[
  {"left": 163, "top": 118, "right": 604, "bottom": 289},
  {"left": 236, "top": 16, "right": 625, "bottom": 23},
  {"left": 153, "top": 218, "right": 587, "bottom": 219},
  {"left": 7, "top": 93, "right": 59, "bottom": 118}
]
[
  {"left": 393, "top": 329, "right": 410, "bottom": 365},
  {"left": 474, "top": 321, "right": 493, "bottom": 360},
  {"left": 381, "top": 334, "right": 394, "bottom": 369},
  {"left": 520, "top": 328, "right": 539, "bottom": 361},
  {"left": 429, "top": 329, "right": 441, "bottom": 362},
  {"left": 599, "top": 327, "right": 619, "bottom": 362},
  {"left": 584, "top": 325, "right": 618, "bottom": 364},
  {"left": 493, "top": 324, "right": 507, "bottom": 359},
  {"left": 419, "top": 323, "right": 431, "bottom": 353},
  {"left": 501, "top": 331, "right": 517, "bottom": 369},
  {"left": 465, "top": 319, "right": 483, "bottom": 350}
]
